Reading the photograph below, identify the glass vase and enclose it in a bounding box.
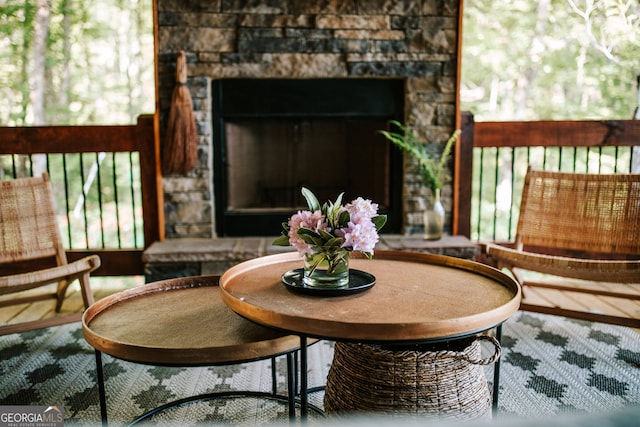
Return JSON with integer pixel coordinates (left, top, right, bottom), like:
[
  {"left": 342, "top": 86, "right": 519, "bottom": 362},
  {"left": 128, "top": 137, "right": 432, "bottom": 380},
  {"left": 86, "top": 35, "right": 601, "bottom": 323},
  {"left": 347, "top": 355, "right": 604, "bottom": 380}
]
[
  {"left": 303, "top": 248, "right": 350, "bottom": 288},
  {"left": 423, "top": 188, "right": 445, "bottom": 241}
]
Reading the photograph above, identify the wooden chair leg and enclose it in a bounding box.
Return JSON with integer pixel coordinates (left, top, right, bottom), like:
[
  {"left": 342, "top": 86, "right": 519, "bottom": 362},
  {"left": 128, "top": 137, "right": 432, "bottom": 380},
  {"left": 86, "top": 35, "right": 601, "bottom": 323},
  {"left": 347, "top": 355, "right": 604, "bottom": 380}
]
[
  {"left": 55, "top": 279, "right": 72, "bottom": 312},
  {"left": 54, "top": 274, "right": 95, "bottom": 312},
  {"left": 78, "top": 273, "right": 95, "bottom": 308}
]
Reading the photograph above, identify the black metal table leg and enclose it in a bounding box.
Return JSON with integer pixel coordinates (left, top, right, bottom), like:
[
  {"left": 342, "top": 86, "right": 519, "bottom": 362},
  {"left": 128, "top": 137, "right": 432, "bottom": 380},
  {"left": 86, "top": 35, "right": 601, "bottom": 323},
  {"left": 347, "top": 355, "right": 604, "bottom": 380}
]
[
  {"left": 299, "top": 335, "right": 308, "bottom": 420},
  {"left": 286, "top": 353, "right": 296, "bottom": 421},
  {"left": 270, "top": 356, "right": 277, "bottom": 396},
  {"left": 492, "top": 324, "right": 502, "bottom": 416},
  {"left": 94, "top": 350, "right": 108, "bottom": 426}
]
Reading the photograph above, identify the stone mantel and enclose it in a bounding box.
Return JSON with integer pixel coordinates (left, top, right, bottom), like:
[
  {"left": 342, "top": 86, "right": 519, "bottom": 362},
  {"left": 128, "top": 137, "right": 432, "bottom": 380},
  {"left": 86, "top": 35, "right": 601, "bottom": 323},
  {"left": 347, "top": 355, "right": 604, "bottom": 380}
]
[{"left": 143, "top": 235, "right": 478, "bottom": 282}]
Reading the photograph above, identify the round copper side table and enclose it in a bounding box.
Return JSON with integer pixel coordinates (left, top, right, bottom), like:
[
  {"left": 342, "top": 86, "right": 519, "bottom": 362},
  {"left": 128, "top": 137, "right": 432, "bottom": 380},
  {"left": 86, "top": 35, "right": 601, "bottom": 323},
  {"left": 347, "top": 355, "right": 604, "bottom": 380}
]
[{"left": 82, "top": 275, "right": 309, "bottom": 425}]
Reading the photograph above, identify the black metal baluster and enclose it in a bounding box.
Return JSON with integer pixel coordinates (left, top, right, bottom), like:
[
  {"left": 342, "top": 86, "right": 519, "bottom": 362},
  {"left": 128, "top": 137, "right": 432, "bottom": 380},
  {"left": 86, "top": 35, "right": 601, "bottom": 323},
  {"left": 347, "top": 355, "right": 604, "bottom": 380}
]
[
  {"left": 96, "top": 152, "right": 106, "bottom": 248},
  {"left": 112, "top": 153, "right": 122, "bottom": 248},
  {"left": 79, "top": 154, "right": 90, "bottom": 248},
  {"left": 129, "top": 152, "right": 140, "bottom": 247}
]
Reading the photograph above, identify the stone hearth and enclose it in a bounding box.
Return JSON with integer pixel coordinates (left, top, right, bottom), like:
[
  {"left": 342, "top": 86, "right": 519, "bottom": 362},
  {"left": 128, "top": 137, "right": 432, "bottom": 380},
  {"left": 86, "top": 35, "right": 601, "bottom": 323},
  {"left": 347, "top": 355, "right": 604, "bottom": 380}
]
[
  {"left": 143, "top": 235, "right": 478, "bottom": 282},
  {"left": 157, "top": 1, "right": 462, "bottom": 239}
]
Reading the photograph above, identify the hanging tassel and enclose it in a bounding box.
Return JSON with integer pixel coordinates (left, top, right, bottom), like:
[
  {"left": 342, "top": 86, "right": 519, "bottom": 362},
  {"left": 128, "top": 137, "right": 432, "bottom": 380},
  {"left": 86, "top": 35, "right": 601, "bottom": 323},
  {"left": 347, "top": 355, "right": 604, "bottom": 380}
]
[{"left": 162, "top": 50, "right": 198, "bottom": 174}]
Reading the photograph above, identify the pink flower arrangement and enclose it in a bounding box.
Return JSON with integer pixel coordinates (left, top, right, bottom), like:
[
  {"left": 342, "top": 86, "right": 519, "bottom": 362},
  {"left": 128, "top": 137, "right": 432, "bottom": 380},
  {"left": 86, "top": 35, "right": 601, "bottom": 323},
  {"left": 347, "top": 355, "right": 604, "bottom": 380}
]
[{"left": 273, "top": 188, "right": 387, "bottom": 259}]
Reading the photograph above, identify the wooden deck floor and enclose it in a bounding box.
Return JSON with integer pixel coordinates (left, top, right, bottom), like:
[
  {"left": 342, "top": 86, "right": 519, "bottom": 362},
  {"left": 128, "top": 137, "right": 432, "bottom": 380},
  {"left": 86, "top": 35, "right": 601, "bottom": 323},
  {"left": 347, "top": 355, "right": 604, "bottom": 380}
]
[
  {"left": 519, "top": 275, "right": 640, "bottom": 331},
  {"left": 1, "top": 276, "right": 639, "bottom": 335},
  {"left": 0, "top": 278, "right": 141, "bottom": 334}
]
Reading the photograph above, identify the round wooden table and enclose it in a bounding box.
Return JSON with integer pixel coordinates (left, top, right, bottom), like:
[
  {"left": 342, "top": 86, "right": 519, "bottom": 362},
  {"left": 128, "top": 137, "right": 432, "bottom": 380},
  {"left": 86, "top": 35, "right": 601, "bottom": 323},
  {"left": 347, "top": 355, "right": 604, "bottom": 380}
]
[
  {"left": 82, "top": 276, "right": 305, "bottom": 424},
  {"left": 220, "top": 250, "right": 521, "bottom": 418},
  {"left": 220, "top": 251, "right": 520, "bottom": 342}
]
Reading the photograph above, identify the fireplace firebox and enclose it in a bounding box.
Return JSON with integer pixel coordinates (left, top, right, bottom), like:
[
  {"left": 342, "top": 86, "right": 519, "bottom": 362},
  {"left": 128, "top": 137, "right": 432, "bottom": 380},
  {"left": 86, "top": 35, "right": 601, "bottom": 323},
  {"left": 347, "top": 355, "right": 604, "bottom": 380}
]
[{"left": 212, "top": 79, "right": 404, "bottom": 236}]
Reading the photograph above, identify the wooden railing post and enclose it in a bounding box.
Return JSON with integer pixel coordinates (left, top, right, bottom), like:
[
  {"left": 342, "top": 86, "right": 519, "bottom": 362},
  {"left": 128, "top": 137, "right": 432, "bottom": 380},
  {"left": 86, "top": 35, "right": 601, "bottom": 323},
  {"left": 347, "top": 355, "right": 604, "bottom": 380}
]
[
  {"left": 137, "top": 114, "right": 164, "bottom": 247},
  {"left": 454, "top": 112, "right": 474, "bottom": 238}
]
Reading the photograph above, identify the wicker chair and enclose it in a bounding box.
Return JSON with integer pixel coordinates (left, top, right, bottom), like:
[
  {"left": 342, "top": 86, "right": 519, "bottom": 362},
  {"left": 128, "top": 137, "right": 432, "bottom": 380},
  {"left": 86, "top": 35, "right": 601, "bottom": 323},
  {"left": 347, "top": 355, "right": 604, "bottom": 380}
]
[
  {"left": 0, "top": 173, "right": 101, "bottom": 336},
  {"left": 482, "top": 167, "right": 640, "bottom": 328}
]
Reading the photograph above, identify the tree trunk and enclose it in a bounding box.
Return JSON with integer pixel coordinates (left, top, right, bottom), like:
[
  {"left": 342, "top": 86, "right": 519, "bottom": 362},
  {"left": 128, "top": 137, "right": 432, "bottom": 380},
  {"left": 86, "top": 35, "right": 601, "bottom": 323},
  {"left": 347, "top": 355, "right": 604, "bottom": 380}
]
[
  {"left": 31, "top": 0, "right": 50, "bottom": 175},
  {"left": 513, "top": 0, "right": 549, "bottom": 119},
  {"left": 60, "top": 0, "right": 71, "bottom": 123},
  {"left": 31, "top": 0, "right": 49, "bottom": 125}
]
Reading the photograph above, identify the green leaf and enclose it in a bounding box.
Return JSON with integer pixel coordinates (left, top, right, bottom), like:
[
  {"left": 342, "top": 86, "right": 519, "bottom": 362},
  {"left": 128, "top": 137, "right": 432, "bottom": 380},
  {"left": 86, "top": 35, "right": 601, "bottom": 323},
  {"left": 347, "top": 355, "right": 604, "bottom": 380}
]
[
  {"left": 377, "top": 130, "right": 405, "bottom": 146},
  {"left": 379, "top": 121, "right": 460, "bottom": 192},
  {"left": 299, "top": 234, "right": 322, "bottom": 246},
  {"left": 372, "top": 214, "right": 387, "bottom": 231},
  {"left": 297, "top": 227, "right": 320, "bottom": 239},
  {"left": 325, "top": 237, "right": 345, "bottom": 247},
  {"left": 338, "top": 210, "right": 350, "bottom": 227},
  {"left": 301, "top": 187, "right": 320, "bottom": 211},
  {"left": 272, "top": 234, "right": 291, "bottom": 246},
  {"left": 333, "top": 192, "right": 344, "bottom": 209},
  {"left": 318, "top": 229, "right": 334, "bottom": 240},
  {"left": 297, "top": 228, "right": 324, "bottom": 246},
  {"left": 278, "top": 221, "right": 290, "bottom": 233}
]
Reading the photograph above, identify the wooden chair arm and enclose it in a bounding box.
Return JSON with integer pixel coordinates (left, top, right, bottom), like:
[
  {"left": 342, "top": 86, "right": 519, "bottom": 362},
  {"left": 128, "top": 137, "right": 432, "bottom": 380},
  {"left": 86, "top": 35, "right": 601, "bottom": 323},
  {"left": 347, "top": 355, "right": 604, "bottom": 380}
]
[
  {"left": 476, "top": 241, "right": 514, "bottom": 268},
  {"left": 0, "top": 255, "right": 101, "bottom": 294},
  {"left": 484, "top": 243, "right": 640, "bottom": 283}
]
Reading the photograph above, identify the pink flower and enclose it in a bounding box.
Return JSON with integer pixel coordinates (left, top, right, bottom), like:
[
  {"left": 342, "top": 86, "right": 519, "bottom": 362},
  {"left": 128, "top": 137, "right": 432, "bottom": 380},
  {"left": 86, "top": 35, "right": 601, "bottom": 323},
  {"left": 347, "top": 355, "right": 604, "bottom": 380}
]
[
  {"left": 339, "top": 218, "right": 379, "bottom": 254},
  {"left": 287, "top": 210, "right": 329, "bottom": 254},
  {"left": 344, "top": 197, "right": 379, "bottom": 224},
  {"left": 337, "top": 197, "right": 381, "bottom": 254}
]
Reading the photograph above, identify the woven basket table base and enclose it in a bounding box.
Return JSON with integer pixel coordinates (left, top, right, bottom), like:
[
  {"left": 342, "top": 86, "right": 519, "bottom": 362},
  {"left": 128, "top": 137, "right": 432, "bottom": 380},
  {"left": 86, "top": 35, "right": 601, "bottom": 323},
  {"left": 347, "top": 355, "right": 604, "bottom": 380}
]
[{"left": 324, "top": 337, "right": 499, "bottom": 420}]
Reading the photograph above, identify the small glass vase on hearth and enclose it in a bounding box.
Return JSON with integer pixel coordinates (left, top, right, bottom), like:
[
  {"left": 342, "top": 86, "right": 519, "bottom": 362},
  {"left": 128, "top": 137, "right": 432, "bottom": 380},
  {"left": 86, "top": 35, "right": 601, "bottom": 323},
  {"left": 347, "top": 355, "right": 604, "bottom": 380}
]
[
  {"left": 423, "top": 188, "right": 445, "bottom": 241},
  {"left": 303, "top": 247, "right": 350, "bottom": 288}
]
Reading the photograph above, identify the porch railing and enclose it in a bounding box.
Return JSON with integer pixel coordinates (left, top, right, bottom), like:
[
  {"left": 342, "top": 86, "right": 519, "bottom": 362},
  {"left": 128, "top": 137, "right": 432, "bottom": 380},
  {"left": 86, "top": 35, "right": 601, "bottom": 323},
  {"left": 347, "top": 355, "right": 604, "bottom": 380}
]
[
  {"left": 2, "top": 113, "right": 637, "bottom": 276},
  {"left": 0, "top": 115, "right": 163, "bottom": 276},
  {"left": 455, "top": 112, "right": 640, "bottom": 242}
]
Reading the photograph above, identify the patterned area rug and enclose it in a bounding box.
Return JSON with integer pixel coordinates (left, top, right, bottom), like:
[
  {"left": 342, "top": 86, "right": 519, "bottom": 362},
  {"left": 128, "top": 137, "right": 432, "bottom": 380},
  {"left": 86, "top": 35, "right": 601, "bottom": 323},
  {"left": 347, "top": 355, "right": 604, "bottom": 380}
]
[
  {"left": 493, "top": 312, "right": 639, "bottom": 418},
  {"left": 1, "top": 312, "right": 638, "bottom": 426}
]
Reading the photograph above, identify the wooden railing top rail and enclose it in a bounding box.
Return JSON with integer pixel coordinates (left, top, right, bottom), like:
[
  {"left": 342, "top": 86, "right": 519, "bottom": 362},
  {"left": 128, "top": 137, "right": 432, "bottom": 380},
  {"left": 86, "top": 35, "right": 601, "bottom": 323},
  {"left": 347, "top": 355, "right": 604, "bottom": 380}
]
[
  {"left": 0, "top": 124, "right": 140, "bottom": 154},
  {"left": 471, "top": 116, "right": 640, "bottom": 148}
]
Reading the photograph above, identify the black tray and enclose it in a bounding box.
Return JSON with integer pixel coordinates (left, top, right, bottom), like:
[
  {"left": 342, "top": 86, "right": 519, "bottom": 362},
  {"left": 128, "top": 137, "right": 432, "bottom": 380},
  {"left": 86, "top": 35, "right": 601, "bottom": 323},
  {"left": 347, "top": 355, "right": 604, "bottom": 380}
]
[{"left": 281, "top": 268, "right": 376, "bottom": 296}]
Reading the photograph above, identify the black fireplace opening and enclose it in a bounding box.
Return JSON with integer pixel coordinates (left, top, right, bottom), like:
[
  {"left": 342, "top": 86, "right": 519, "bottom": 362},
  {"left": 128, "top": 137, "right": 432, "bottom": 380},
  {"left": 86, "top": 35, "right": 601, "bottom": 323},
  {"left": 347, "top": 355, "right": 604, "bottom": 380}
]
[{"left": 212, "top": 78, "right": 404, "bottom": 237}]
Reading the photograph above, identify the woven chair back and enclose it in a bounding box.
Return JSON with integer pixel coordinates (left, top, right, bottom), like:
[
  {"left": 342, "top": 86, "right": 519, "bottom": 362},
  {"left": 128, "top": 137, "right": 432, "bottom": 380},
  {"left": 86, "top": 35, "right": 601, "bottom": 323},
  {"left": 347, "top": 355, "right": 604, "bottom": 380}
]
[
  {"left": 516, "top": 168, "right": 640, "bottom": 257},
  {"left": 0, "top": 173, "right": 66, "bottom": 265}
]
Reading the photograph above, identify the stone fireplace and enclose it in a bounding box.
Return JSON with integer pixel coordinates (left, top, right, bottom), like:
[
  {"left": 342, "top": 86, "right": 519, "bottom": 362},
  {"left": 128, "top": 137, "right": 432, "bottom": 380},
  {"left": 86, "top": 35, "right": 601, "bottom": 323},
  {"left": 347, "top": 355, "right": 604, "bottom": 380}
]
[
  {"left": 213, "top": 77, "right": 404, "bottom": 235},
  {"left": 156, "top": 0, "right": 461, "bottom": 239}
]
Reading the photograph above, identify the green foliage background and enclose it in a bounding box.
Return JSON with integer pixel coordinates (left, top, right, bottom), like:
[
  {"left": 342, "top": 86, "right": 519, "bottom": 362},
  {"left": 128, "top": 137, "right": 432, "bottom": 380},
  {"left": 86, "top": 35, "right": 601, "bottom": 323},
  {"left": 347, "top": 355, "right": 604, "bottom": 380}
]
[
  {"left": 0, "top": 0, "right": 154, "bottom": 126},
  {"left": 1, "top": 1, "right": 637, "bottom": 247},
  {"left": 461, "top": 0, "right": 639, "bottom": 121},
  {"left": 3, "top": 1, "right": 637, "bottom": 126},
  {"left": 0, "top": 0, "right": 151, "bottom": 254}
]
